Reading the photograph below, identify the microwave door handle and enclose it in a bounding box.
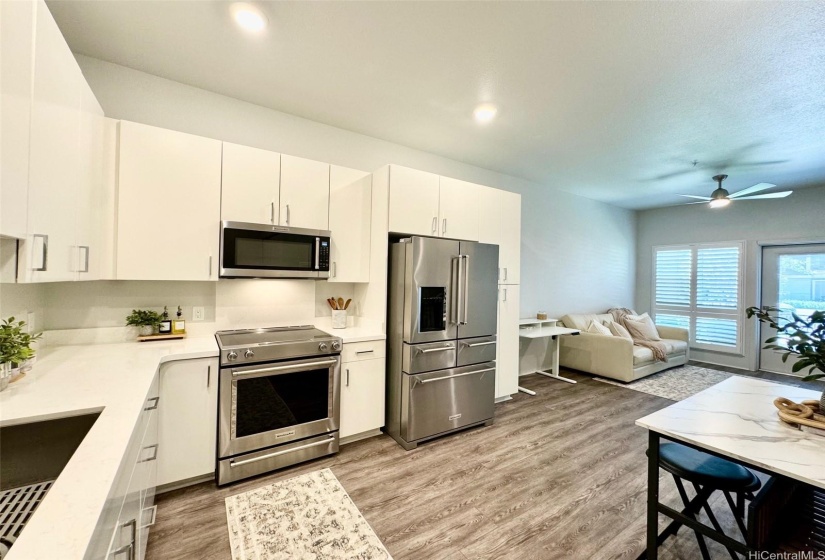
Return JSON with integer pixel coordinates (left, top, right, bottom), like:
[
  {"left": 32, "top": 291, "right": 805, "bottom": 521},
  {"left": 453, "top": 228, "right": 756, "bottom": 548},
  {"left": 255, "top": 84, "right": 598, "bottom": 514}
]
[{"left": 315, "top": 238, "right": 320, "bottom": 270}]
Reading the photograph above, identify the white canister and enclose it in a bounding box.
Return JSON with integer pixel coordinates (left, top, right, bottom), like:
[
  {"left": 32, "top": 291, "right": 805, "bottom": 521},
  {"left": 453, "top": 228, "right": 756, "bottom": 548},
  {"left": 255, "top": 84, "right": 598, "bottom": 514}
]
[{"left": 331, "top": 310, "right": 347, "bottom": 329}]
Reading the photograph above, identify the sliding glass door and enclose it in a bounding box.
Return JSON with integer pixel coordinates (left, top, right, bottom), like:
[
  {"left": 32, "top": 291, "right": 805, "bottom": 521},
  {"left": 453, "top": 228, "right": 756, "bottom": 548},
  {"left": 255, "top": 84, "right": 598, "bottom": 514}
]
[{"left": 760, "top": 244, "right": 825, "bottom": 375}]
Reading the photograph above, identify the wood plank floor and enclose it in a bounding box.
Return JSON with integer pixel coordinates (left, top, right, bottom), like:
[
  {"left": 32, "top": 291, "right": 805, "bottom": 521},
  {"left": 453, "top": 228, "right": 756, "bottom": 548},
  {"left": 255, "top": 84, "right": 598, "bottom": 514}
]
[{"left": 146, "top": 366, "right": 803, "bottom": 560}]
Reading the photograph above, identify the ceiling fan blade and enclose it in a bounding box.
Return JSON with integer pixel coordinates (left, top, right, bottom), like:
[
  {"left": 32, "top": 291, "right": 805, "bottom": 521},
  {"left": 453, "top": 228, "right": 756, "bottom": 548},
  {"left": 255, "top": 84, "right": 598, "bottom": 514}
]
[
  {"left": 729, "top": 183, "right": 777, "bottom": 198},
  {"left": 683, "top": 201, "right": 709, "bottom": 205},
  {"left": 678, "top": 194, "right": 712, "bottom": 200},
  {"left": 734, "top": 191, "right": 793, "bottom": 200}
]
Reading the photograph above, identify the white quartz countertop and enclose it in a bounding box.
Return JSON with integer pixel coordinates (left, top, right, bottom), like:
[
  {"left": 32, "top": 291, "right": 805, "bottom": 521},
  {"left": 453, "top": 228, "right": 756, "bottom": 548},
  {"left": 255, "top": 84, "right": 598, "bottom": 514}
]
[
  {"left": 312, "top": 318, "right": 386, "bottom": 343},
  {"left": 636, "top": 376, "right": 825, "bottom": 490},
  {"left": 0, "top": 336, "right": 219, "bottom": 560}
]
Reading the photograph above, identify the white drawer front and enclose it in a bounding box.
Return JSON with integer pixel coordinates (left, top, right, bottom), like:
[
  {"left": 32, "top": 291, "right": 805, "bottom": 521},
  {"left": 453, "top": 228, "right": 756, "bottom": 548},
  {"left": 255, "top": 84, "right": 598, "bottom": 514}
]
[{"left": 341, "top": 340, "right": 386, "bottom": 363}]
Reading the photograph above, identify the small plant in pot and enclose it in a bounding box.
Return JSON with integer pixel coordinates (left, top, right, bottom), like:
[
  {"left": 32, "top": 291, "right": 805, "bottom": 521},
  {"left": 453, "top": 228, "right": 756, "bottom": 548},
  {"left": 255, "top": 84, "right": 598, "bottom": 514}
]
[
  {"left": 747, "top": 306, "right": 825, "bottom": 411},
  {"left": 126, "top": 309, "right": 163, "bottom": 337},
  {"left": 0, "top": 317, "right": 43, "bottom": 386}
]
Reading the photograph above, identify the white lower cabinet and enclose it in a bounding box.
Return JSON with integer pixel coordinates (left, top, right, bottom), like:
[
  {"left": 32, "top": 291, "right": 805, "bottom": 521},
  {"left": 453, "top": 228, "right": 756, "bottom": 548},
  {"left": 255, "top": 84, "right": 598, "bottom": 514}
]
[
  {"left": 339, "top": 342, "right": 386, "bottom": 439},
  {"left": 156, "top": 358, "right": 218, "bottom": 487},
  {"left": 496, "top": 285, "right": 520, "bottom": 399}
]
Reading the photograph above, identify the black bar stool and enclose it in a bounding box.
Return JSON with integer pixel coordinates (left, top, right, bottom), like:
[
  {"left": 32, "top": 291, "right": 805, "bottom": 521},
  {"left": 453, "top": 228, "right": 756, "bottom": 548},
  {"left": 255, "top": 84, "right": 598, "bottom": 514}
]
[{"left": 648, "top": 442, "right": 761, "bottom": 560}]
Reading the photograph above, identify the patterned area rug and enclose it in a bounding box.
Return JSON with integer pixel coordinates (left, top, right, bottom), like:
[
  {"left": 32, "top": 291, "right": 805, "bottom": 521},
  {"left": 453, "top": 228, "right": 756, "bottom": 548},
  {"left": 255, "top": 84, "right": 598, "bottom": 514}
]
[
  {"left": 225, "top": 468, "right": 392, "bottom": 560},
  {"left": 595, "top": 365, "right": 734, "bottom": 401}
]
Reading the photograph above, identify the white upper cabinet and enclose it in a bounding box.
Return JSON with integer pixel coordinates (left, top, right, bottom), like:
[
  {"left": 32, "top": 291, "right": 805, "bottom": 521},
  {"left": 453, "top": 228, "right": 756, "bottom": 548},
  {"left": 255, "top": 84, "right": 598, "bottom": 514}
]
[
  {"left": 220, "top": 142, "right": 280, "bottom": 225},
  {"left": 117, "top": 121, "right": 222, "bottom": 281},
  {"left": 478, "top": 186, "right": 521, "bottom": 284},
  {"left": 496, "top": 284, "right": 520, "bottom": 399},
  {"left": 0, "top": 0, "right": 35, "bottom": 239},
  {"left": 438, "top": 176, "right": 480, "bottom": 241},
  {"left": 388, "top": 165, "right": 440, "bottom": 236},
  {"left": 279, "top": 154, "right": 330, "bottom": 230},
  {"left": 20, "top": 0, "right": 82, "bottom": 282},
  {"left": 329, "top": 165, "right": 371, "bottom": 283}
]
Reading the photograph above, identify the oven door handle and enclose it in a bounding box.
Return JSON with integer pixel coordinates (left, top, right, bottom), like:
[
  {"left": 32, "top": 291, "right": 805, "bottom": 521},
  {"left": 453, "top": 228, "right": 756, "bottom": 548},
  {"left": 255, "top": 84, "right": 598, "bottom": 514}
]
[
  {"left": 229, "top": 435, "right": 337, "bottom": 468},
  {"left": 231, "top": 359, "right": 338, "bottom": 377}
]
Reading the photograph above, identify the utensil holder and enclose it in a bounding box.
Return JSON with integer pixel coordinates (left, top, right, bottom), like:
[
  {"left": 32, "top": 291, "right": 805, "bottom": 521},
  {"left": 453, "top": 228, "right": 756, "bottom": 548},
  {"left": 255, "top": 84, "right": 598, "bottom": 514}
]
[{"left": 332, "top": 310, "right": 347, "bottom": 329}]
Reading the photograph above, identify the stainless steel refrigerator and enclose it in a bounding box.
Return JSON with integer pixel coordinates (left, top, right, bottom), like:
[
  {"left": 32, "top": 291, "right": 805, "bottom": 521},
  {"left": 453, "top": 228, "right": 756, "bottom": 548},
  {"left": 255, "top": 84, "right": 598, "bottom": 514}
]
[{"left": 386, "top": 236, "right": 499, "bottom": 450}]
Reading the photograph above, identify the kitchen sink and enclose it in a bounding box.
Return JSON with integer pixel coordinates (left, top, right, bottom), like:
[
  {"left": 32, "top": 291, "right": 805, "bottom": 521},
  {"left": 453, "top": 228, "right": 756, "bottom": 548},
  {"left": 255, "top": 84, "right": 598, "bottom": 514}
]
[{"left": 0, "top": 412, "right": 100, "bottom": 557}]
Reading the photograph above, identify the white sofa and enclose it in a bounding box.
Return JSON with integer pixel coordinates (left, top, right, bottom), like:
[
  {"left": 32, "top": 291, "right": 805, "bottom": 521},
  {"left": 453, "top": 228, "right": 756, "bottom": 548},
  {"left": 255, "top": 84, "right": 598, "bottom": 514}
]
[{"left": 558, "top": 313, "right": 689, "bottom": 383}]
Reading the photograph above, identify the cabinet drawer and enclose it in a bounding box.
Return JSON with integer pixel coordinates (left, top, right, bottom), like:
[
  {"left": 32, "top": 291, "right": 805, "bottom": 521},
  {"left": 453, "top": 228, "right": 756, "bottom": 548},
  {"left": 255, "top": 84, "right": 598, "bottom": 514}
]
[{"left": 341, "top": 340, "right": 385, "bottom": 363}]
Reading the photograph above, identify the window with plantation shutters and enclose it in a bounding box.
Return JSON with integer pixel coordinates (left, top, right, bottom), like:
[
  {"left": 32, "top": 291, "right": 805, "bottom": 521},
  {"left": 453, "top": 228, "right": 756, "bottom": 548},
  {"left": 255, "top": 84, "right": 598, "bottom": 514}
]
[{"left": 652, "top": 242, "right": 744, "bottom": 353}]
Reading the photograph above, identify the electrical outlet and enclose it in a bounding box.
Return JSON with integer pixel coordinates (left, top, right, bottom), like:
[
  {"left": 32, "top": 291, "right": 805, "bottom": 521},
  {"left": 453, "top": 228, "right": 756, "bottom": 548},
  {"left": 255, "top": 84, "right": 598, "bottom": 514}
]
[
  {"left": 26, "top": 312, "right": 37, "bottom": 333},
  {"left": 193, "top": 307, "right": 205, "bottom": 322}
]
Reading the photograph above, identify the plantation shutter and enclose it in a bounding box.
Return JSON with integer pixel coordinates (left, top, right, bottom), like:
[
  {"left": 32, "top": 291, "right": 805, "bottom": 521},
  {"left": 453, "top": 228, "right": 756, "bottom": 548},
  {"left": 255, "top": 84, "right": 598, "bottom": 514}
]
[
  {"left": 696, "top": 247, "right": 739, "bottom": 309},
  {"left": 655, "top": 249, "right": 691, "bottom": 307}
]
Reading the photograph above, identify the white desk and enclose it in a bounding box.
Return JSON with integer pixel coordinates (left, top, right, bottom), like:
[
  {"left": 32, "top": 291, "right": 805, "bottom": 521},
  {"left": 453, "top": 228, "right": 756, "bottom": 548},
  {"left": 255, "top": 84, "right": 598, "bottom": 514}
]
[{"left": 517, "top": 318, "right": 581, "bottom": 394}]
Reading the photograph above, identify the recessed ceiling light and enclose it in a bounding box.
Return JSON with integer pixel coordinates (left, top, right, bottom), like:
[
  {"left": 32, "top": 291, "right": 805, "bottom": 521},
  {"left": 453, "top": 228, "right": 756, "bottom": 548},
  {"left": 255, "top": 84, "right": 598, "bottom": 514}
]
[
  {"left": 230, "top": 3, "right": 267, "bottom": 33},
  {"left": 473, "top": 103, "right": 498, "bottom": 124}
]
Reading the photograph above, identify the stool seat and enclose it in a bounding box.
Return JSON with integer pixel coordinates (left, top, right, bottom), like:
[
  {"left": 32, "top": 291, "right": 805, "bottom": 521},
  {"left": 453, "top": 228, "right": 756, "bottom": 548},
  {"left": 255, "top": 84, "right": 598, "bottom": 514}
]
[{"left": 658, "top": 442, "right": 761, "bottom": 493}]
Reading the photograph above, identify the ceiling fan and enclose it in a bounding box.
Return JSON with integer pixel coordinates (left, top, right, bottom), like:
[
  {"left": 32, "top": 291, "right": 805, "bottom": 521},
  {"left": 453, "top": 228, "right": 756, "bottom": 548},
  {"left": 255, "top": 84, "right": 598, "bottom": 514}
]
[{"left": 679, "top": 175, "right": 792, "bottom": 208}]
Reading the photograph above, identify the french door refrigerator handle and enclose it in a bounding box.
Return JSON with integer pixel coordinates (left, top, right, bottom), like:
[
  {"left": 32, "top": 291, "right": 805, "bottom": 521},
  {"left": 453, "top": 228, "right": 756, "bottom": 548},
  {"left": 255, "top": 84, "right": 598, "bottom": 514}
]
[
  {"left": 417, "top": 367, "right": 496, "bottom": 384},
  {"left": 461, "top": 255, "right": 470, "bottom": 325}
]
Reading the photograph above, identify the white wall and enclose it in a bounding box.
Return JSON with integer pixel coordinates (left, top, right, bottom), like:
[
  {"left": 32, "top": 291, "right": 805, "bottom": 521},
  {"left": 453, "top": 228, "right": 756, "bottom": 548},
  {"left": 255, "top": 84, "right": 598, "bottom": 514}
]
[
  {"left": 71, "top": 55, "right": 636, "bottom": 320},
  {"left": 636, "top": 184, "right": 825, "bottom": 370}
]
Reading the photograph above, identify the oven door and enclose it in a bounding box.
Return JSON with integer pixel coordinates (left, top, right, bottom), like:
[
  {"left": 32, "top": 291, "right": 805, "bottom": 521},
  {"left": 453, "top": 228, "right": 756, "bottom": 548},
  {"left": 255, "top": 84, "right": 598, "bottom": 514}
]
[
  {"left": 220, "top": 221, "right": 331, "bottom": 278},
  {"left": 218, "top": 355, "right": 341, "bottom": 458}
]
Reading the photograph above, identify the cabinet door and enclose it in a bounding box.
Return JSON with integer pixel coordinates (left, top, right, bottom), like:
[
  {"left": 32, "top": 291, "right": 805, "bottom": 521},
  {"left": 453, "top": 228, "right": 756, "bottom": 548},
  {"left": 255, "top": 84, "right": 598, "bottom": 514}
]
[
  {"left": 0, "top": 0, "right": 35, "bottom": 239},
  {"left": 387, "top": 165, "right": 440, "bottom": 236},
  {"left": 20, "top": 0, "right": 82, "bottom": 282},
  {"left": 495, "top": 285, "right": 520, "bottom": 399},
  {"left": 438, "top": 176, "right": 479, "bottom": 241},
  {"left": 221, "top": 142, "right": 280, "bottom": 224},
  {"left": 75, "top": 82, "right": 106, "bottom": 280},
  {"left": 340, "top": 358, "right": 385, "bottom": 438},
  {"left": 157, "top": 358, "right": 218, "bottom": 487},
  {"left": 329, "top": 165, "right": 371, "bottom": 283},
  {"left": 498, "top": 191, "right": 521, "bottom": 284},
  {"left": 117, "top": 121, "right": 222, "bottom": 281},
  {"left": 280, "top": 154, "right": 330, "bottom": 230}
]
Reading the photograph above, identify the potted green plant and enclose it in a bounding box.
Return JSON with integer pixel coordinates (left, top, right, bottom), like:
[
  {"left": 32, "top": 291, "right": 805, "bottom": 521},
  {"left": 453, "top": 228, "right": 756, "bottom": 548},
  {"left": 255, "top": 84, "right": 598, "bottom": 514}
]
[
  {"left": 0, "top": 317, "right": 43, "bottom": 387},
  {"left": 125, "top": 309, "right": 163, "bottom": 337},
  {"left": 747, "top": 306, "right": 825, "bottom": 410}
]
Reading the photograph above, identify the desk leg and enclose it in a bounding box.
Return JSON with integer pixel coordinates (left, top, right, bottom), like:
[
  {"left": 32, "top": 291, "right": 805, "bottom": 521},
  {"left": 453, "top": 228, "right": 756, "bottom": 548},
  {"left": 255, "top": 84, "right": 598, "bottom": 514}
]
[
  {"left": 646, "top": 431, "right": 660, "bottom": 560},
  {"left": 535, "top": 335, "right": 577, "bottom": 384},
  {"left": 517, "top": 386, "right": 536, "bottom": 396}
]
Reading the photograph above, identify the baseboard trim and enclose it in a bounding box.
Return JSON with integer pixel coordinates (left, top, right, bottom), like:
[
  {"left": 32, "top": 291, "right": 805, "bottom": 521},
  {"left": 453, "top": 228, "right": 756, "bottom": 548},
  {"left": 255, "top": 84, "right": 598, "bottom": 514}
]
[
  {"left": 340, "top": 429, "right": 382, "bottom": 445},
  {"left": 157, "top": 473, "right": 214, "bottom": 494}
]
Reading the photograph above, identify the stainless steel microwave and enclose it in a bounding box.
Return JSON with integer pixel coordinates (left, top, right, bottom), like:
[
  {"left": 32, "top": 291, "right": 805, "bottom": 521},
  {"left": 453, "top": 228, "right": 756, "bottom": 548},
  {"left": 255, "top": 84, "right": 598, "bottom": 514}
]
[{"left": 220, "top": 221, "right": 331, "bottom": 279}]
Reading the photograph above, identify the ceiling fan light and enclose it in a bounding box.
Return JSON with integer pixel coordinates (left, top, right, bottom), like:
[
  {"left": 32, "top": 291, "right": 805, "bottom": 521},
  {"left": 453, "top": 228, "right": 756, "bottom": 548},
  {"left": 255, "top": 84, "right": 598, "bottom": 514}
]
[{"left": 709, "top": 198, "right": 730, "bottom": 209}]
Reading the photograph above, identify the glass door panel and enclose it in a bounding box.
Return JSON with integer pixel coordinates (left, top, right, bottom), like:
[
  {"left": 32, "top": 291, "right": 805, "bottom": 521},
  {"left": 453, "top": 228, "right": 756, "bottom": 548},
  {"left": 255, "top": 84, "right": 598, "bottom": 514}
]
[{"left": 760, "top": 244, "right": 825, "bottom": 375}]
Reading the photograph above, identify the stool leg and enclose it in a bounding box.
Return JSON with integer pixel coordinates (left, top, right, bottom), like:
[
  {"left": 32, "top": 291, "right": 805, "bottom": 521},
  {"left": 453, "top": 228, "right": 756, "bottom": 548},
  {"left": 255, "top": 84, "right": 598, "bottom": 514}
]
[
  {"left": 723, "top": 491, "right": 748, "bottom": 539},
  {"left": 658, "top": 478, "right": 715, "bottom": 543},
  {"left": 692, "top": 483, "right": 740, "bottom": 560},
  {"left": 673, "top": 477, "right": 712, "bottom": 560}
]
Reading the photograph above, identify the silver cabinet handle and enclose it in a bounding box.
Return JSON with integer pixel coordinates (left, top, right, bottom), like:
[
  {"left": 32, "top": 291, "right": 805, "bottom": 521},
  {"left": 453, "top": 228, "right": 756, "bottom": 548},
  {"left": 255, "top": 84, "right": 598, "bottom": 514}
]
[
  {"left": 346, "top": 368, "right": 350, "bottom": 387},
  {"left": 503, "top": 267, "right": 508, "bottom": 281},
  {"left": 208, "top": 255, "right": 213, "bottom": 278},
  {"left": 270, "top": 201, "right": 275, "bottom": 224},
  {"left": 111, "top": 518, "right": 136, "bottom": 560},
  {"left": 467, "top": 341, "right": 496, "bottom": 347},
  {"left": 355, "top": 349, "right": 374, "bottom": 355},
  {"left": 461, "top": 255, "right": 470, "bottom": 325},
  {"left": 144, "top": 396, "right": 159, "bottom": 411},
  {"left": 418, "top": 367, "right": 496, "bottom": 384},
  {"left": 140, "top": 505, "right": 158, "bottom": 529},
  {"left": 139, "top": 444, "right": 159, "bottom": 462},
  {"left": 232, "top": 359, "right": 337, "bottom": 377},
  {"left": 32, "top": 234, "right": 48, "bottom": 271},
  {"left": 230, "top": 435, "right": 335, "bottom": 468},
  {"left": 442, "top": 218, "right": 447, "bottom": 235},
  {"left": 431, "top": 216, "right": 437, "bottom": 234},
  {"left": 79, "top": 245, "right": 90, "bottom": 273},
  {"left": 502, "top": 287, "right": 507, "bottom": 302},
  {"left": 416, "top": 345, "right": 454, "bottom": 354},
  {"left": 207, "top": 364, "right": 211, "bottom": 388},
  {"left": 286, "top": 204, "right": 290, "bottom": 225}
]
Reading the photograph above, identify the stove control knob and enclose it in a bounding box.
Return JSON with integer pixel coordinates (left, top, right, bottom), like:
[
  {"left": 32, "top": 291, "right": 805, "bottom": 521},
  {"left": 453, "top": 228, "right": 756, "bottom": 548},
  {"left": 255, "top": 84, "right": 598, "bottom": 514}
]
[
  {"left": 244, "top": 350, "right": 255, "bottom": 359},
  {"left": 331, "top": 340, "right": 342, "bottom": 351},
  {"left": 318, "top": 342, "right": 329, "bottom": 352},
  {"left": 227, "top": 351, "right": 238, "bottom": 361}
]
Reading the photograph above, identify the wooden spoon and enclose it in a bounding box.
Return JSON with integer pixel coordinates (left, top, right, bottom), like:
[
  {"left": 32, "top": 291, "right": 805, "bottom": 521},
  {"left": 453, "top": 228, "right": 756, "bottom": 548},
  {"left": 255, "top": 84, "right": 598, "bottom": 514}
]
[
  {"left": 344, "top": 298, "right": 352, "bottom": 310},
  {"left": 338, "top": 297, "right": 345, "bottom": 310},
  {"left": 328, "top": 297, "right": 337, "bottom": 310}
]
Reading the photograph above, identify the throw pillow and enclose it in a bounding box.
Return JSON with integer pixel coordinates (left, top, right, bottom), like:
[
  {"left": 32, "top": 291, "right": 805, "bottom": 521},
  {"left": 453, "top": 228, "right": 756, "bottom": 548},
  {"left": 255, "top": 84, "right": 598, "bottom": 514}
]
[
  {"left": 624, "top": 316, "right": 661, "bottom": 341},
  {"left": 586, "top": 320, "right": 612, "bottom": 336},
  {"left": 608, "top": 321, "right": 633, "bottom": 339}
]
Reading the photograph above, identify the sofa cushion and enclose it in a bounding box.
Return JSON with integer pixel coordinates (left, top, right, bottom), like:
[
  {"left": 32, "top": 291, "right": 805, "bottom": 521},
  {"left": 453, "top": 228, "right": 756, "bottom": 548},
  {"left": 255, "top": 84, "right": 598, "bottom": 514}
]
[
  {"left": 561, "top": 313, "right": 614, "bottom": 331},
  {"left": 661, "top": 339, "right": 688, "bottom": 355},
  {"left": 608, "top": 321, "right": 633, "bottom": 339},
  {"left": 632, "top": 338, "right": 688, "bottom": 365},
  {"left": 586, "top": 320, "right": 612, "bottom": 336},
  {"left": 633, "top": 346, "right": 656, "bottom": 365},
  {"left": 625, "top": 315, "right": 661, "bottom": 341}
]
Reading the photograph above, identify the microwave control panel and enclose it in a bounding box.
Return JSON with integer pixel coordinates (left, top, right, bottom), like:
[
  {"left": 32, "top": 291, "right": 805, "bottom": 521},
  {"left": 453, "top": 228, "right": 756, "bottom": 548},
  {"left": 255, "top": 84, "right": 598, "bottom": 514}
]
[{"left": 318, "top": 240, "right": 330, "bottom": 270}]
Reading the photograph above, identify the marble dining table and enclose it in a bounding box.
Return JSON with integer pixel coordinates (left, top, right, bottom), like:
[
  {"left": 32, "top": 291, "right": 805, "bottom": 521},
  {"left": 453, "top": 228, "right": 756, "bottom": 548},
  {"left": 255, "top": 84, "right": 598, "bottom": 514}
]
[{"left": 635, "top": 375, "right": 825, "bottom": 559}]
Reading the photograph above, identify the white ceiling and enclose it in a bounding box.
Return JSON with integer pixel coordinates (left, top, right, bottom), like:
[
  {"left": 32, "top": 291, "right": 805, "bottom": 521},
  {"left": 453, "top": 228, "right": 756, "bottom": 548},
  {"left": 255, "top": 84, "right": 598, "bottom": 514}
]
[{"left": 48, "top": 1, "right": 825, "bottom": 209}]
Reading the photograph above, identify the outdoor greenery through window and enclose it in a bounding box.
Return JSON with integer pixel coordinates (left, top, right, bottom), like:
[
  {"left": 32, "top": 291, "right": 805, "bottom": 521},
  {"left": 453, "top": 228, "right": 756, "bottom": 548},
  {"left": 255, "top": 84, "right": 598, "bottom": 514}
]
[{"left": 653, "top": 242, "right": 744, "bottom": 353}]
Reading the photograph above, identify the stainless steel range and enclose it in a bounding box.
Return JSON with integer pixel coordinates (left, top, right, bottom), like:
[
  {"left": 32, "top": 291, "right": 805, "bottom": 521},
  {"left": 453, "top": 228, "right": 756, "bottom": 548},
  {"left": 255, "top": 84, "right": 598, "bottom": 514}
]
[{"left": 215, "top": 326, "right": 342, "bottom": 485}]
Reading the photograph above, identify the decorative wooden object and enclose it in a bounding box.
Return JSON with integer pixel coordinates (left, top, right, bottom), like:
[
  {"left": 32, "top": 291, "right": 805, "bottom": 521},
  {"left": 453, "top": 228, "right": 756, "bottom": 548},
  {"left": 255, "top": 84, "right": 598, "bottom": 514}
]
[
  {"left": 137, "top": 333, "right": 187, "bottom": 342},
  {"left": 774, "top": 397, "right": 825, "bottom": 436}
]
